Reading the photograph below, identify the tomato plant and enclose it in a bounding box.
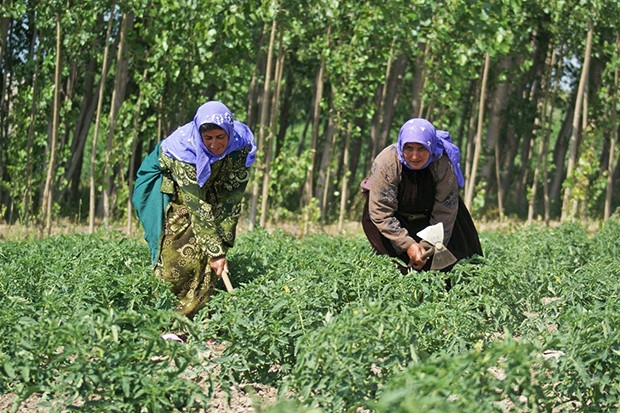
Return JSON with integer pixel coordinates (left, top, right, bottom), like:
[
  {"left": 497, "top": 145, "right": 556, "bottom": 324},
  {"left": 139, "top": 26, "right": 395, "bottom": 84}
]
[{"left": 1, "top": 220, "right": 620, "bottom": 412}]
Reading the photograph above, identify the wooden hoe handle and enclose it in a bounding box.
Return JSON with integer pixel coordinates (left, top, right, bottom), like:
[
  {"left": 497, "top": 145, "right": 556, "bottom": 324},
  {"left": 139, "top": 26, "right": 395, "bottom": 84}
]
[{"left": 221, "top": 268, "right": 234, "bottom": 292}]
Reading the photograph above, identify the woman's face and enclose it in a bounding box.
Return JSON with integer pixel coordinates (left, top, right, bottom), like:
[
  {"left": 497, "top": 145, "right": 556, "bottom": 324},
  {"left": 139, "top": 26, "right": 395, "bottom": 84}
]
[
  {"left": 402, "top": 142, "right": 430, "bottom": 170},
  {"left": 201, "top": 129, "right": 229, "bottom": 155}
]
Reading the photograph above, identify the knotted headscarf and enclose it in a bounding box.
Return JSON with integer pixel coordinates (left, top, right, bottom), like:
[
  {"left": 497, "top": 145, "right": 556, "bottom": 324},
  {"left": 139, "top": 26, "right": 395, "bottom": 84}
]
[
  {"left": 160, "top": 101, "right": 257, "bottom": 187},
  {"left": 396, "top": 118, "right": 465, "bottom": 187}
]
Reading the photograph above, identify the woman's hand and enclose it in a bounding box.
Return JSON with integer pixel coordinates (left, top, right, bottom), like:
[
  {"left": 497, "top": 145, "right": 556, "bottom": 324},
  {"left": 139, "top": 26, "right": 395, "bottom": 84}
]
[
  {"left": 406, "top": 242, "right": 430, "bottom": 271},
  {"left": 210, "top": 256, "right": 229, "bottom": 278}
]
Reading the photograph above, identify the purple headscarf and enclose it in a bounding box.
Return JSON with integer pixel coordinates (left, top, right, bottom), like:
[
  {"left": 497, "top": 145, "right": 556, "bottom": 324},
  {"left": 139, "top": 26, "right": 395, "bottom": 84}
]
[
  {"left": 397, "top": 118, "right": 465, "bottom": 187},
  {"left": 160, "top": 101, "right": 257, "bottom": 187}
]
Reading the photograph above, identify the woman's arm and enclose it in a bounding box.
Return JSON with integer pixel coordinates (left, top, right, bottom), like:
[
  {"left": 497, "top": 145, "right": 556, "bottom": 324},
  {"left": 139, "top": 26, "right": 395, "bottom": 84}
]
[
  {"left": 209, "top": 147, "right": 251, "bottom": 251},
  {"left": 367, "top": 145, "right": 416, "bottom": 254},
  {"left": 430, "top": 154, "right": 459, "bottom": 244}
]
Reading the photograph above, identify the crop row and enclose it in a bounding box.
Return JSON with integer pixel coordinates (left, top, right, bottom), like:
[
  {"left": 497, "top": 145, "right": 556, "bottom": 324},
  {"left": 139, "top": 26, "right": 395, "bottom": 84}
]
[{"left": 1, "top": 221, "right": 620, "bottom": 412}]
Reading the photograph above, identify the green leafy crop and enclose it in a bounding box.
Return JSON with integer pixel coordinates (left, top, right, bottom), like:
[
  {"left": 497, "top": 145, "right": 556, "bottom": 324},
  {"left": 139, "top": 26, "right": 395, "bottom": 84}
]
[
  {"left": 2, "top": 221, "right": 620, "bottom": 412},
  {"left": 0, "top": 232, "right": 208, "bottom": 412}
]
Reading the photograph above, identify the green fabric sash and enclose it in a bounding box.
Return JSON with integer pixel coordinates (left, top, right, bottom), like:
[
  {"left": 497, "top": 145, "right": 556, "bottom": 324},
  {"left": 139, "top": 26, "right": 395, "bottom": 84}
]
[{"left": 132, "top": 142, "right": 171, "bottom": 266}]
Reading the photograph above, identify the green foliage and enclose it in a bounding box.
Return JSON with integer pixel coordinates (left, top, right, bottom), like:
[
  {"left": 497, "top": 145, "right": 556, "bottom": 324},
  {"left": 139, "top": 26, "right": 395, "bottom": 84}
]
[
  {"left": 290, "top": 300, "right": 424, "bottom": 411},
  {"left": 196, "top": 230, "right": 397, "bottom": 388},
  {"left": 268, "top": 151, "right": 311, "bottom": 219},
  {"left": 2, "top": 221, "right": 620, "bottom": 412},
  {"left": 374, "top": 338, "right": 555, "bottom": 413},
  {"left": 0, "top": 232, "right": 208, "bottom": 412},
  {"left": 551, "top": 303, "right": 620, "bottom": 410},
  {"left": 3, "top": 0, "right": 620, "bottom": 225}
]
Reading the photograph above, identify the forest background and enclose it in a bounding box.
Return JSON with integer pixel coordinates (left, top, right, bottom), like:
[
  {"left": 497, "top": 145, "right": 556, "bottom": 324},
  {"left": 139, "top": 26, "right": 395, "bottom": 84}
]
[{"left": 1, "top": 0, "right": 620, "bottom": 238}]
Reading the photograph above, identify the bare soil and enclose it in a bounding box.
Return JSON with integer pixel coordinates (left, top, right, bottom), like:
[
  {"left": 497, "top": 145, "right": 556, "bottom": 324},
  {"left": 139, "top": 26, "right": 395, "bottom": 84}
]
[{"left": 0, "top": 385, "right": 280, "bottom": 413}]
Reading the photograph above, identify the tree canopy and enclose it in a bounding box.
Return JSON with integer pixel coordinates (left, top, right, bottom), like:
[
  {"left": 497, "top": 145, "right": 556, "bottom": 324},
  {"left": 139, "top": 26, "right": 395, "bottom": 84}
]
[{"left": 1, "top": 0, "right": 619, "bottom": 234}]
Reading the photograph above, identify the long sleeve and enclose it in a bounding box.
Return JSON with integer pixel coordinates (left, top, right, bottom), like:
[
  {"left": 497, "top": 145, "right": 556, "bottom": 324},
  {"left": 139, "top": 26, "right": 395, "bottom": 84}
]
[
  {"left": 366, "top": 145, "right": 415, "bottom": 254},
  {"left": 206, "top": 147, "right": 251, "bottom": 253},
  {"left": 366, "top": 146, "right": 459, "bottom": 253},
  {"left": 428, "top": 154, "right": 459, "bottom": 245}
]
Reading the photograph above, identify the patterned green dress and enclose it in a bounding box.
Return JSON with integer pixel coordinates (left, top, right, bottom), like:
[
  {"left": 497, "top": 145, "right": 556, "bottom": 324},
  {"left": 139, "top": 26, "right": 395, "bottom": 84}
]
[{"left": 155, "top": 146, "right": 250, "bottom": 318}]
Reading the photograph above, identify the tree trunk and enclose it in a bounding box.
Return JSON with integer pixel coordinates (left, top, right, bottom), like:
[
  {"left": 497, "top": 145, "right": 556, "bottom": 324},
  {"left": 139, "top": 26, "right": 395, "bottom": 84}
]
[
  {"left": 463, "top": 81, "right": 478, "bottom": 184},
  {"left": 103, "top": 11, "right": 132, "bottom": 227},
  {"left": 604, "top": 35, "right": 619, "bottom": 221},
  {"left": 0, "top": 0, "right": 9, "bottom": 67},
  {"left": 576, "top": 63, "right": 590, "bottom": 220},
  {"left": 0, "top": 1, "right": 10, "bottom": 202},
  {"left": 246, "top": 23, "right": 268, "bottom": 131},
  {"left": 250, "top": 18, "right": 276, "bottom": 230},
  {"left": 561, "top": 20, "right": 592, "bottom": 221},
  {"left": 297, "top": 110, "right": 311, "bottom": 157},
  {"left": 89, "top": 2, "right": 115, "bottom": 233},
  {"left": 528, "top": 46, "right": 557, "bottom": 224},
  {"left": 317, "top": 110, "right": 336, "bottom": 219},
  {"left": 369, "top": 84, "right": 382, "bottom": 161},
  {"left": 485, "top": 57, "right": 512, "bottom": 220},
  {"left": 57, "top": 55, "right": 99, "bottom": 206},
  {"left": 369, "top": 45, "right": 407, "bottom": 160},
  {"left": 23, "top": 29, "right": 43, "bottom": 224},
  {"left": 127, "top": 66, "right": 148, "bottom": 234},
  {"left": 347, "top": 117, "right": 365, "bottom": 212},
  {"left": 379, "top": 53, "right": 407, "bottom": 150},
  {"left": 542, "top": 46, "right": 563, "bottom": 224},
  {"left": 39, "top": 15, "right": 62, "bottom": 237},
  {"left": 528, "top": 130, "right": 545, "bottom": 224},
  {"left": 337, "top": 122, "right": 352, "bottom": 232},
  {"left": 260, "top": 21, "right": 283, "bottom": 228},
  {"left": 301, "top": 26, "right": 329, "bottom": 207},
  {"left": 494, "top": 128, "right": 504, "bottom": 221},
  {"left": 275, "top": 69, "right": 293, "bottom": 159},
  {"left": 549, "top": 99, "right": 573, "bottom": 215},
  {"left": 410, "top": 42, "right": 427, "bottom": 118},
  {"left": 465, "top": 52, "right": 490, "bottom": 209},
  {"left": 512, "top": 27, "right": 550, "bottom": 217},
  {"left": 0, "top": 12, "right": 11, "bottom": 214}
]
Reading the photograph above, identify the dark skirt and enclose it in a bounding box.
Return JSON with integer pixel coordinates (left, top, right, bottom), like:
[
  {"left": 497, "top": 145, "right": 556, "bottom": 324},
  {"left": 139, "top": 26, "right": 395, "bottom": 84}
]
[{"left": 361, "top": 171, "right": 482, "bottom": 273}]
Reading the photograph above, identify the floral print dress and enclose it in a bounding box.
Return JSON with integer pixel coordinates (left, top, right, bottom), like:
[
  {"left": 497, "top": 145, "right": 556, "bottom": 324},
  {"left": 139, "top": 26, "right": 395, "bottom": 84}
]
[{"left": 155, "top": 146, "right": 250, "bottom": 318}]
